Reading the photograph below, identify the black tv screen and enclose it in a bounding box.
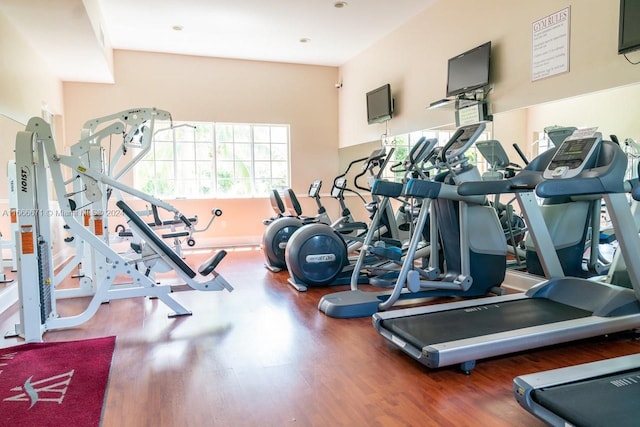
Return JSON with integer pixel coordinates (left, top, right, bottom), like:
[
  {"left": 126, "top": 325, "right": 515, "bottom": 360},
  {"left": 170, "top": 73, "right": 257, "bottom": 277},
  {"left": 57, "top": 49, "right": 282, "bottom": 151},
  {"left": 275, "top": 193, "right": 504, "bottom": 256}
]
[
  {"left": 366, "top": 84, "right": 393, "bottom": 124},
  {"left": 619, "top": 0, "right": 640, "bottom": 54},
  {"left": 446, "top": 41, "right": 491, "bottom": 98}
]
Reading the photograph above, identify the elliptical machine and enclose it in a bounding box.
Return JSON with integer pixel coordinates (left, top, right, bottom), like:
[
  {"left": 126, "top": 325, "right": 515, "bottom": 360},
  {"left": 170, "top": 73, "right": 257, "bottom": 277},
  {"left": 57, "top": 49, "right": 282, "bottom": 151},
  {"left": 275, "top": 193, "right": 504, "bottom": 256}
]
[
  {"left": 261, "top": 180, "right": 329, "bottom": 272},
  {"left": 319, "top": 122, "right": 509, "bottom": 318}
]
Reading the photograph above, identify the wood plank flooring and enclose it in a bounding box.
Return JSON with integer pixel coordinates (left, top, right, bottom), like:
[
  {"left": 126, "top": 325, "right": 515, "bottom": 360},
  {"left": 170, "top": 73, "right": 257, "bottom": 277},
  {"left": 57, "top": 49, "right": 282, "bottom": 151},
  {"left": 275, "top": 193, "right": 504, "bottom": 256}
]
[{"left": 1, "top": 247, "right": 639, "bottom": 426}]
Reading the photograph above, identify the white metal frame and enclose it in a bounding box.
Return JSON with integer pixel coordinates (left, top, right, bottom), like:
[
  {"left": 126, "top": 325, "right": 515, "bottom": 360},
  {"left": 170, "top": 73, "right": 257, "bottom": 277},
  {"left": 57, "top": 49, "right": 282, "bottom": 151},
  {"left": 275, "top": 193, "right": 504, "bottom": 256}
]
[{"left": 8, "top": 115, "right": 233, "bottom": 343}]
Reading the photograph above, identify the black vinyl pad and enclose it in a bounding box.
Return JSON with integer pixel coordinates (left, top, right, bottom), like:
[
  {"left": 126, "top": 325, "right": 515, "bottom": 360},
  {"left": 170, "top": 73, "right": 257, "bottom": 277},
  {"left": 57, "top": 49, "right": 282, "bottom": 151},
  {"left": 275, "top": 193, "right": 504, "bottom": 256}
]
[
  {"left": 534, "top": 368, "right": 640, "bottom": 427},
  {"left": 381, "top": 298, "right": 592, "bottom": 348},
  {"left": 116, "top": 200, "right": 196, "bottom": 279}
]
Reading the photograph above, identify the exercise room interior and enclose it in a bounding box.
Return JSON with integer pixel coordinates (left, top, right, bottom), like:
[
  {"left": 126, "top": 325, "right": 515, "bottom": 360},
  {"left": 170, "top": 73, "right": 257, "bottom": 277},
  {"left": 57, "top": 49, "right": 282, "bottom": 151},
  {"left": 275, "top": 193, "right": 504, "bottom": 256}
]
[{"left": 1, "top": 0, "right": 640, "bottom": 426}]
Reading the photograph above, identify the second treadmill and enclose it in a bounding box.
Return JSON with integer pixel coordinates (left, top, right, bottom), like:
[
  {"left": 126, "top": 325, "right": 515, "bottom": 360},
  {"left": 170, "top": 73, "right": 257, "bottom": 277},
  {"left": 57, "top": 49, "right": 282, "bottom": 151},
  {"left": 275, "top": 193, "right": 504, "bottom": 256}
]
[{"left": 511, "top": 180, "right": 640, "bottom": 427}]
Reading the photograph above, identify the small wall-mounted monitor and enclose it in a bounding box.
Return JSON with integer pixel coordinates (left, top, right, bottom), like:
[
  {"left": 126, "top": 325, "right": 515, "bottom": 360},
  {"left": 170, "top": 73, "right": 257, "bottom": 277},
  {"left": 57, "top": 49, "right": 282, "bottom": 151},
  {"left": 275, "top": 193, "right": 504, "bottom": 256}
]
[
  {"left": 446, "top": 41, "right": 491, "bottom": 98},
  {"left": 618, "top": 0, "right": 640, "bottom": 54},
  {"left": 366, "top": 84, "right": 393, "bottom": 124}
]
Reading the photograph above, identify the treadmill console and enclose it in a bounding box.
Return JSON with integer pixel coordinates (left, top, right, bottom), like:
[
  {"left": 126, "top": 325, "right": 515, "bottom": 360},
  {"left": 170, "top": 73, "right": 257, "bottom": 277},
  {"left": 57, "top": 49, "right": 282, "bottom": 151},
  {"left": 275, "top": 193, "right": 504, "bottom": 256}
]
[
  {"left": 543, "top": 131, "right": 601, "bottom": 179},
  {"left": 443, "top": 122, "right": 487, "bottom": 162}
]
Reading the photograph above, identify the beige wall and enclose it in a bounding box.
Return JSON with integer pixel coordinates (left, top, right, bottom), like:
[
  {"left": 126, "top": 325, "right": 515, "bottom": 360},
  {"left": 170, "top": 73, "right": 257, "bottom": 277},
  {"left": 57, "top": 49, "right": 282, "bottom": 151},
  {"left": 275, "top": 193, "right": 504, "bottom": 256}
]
[
  {"left": 338, "top": 0, "right": 639, "bottom": 149},
  {"left": 0, "top": 12, "right": 63, "bottom": 124},
  {"left": 526, "top": 83, "right": 640, "bottom": 152},
  {"left": 63, "top": 50, "right": 340, "bottom": 245},
  {"left": 0, "top": 12, "right": 63, "bottom": 251}
]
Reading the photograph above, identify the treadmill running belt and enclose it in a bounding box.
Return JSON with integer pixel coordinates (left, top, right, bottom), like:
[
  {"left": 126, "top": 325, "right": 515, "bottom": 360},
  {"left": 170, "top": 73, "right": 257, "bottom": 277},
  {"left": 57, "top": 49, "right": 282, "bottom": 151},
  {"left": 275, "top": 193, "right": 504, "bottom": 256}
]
[
  {"left": 533, "top": 368, "right": 640, "bottom": 427},
  {"left": 381, "top": 298, "right": 592, "bottom": 348}
]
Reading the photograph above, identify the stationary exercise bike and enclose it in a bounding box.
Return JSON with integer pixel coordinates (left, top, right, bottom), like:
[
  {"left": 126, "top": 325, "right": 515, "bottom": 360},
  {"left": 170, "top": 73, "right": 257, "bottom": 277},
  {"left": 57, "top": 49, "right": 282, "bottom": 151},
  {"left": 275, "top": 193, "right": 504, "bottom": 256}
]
[
  {"left": 262, "top": 180, "right": 330, "bottom": 272},
  {"left": 286, "top": 139, "right": 435, "bottom": 292}
]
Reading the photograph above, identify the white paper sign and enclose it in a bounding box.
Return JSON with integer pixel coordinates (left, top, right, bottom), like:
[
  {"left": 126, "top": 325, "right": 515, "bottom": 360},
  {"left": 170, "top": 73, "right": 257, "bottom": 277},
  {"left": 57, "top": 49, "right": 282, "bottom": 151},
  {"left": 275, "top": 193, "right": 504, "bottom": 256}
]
[
  {"left": 532, "top": 7, "right": 570, "bottom": 81},
  {"left": 569, "top": 127, "right": 599, "bottom": 139}
]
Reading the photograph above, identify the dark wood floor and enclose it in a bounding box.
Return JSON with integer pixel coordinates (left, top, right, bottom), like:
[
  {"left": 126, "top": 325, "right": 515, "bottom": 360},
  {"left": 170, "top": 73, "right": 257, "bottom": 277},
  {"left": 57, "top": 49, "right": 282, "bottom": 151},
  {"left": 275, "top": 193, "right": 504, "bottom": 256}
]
[{"left": 1, "top": 248, "right": 640, "bottom": 426}]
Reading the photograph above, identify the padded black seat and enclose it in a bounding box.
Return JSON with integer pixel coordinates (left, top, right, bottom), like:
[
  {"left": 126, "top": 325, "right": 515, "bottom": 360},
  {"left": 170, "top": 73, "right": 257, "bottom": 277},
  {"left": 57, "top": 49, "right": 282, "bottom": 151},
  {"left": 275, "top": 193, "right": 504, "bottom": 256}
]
[
  {"left": 198, "top": 250, "right": 228, "bottom": 276},
  {"left": 271, "top": 189, "right": 285, "bottom": 214}
]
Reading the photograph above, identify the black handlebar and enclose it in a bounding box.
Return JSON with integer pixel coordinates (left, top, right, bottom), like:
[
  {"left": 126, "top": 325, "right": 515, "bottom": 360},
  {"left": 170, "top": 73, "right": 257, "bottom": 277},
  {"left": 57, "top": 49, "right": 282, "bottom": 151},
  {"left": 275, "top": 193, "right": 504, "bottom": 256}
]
[
  {"left": 512, "top": 143, "right": 530, "bottom": 165},
  {"left": 179, "top": 214, "right": 192, "bottom": 227}
]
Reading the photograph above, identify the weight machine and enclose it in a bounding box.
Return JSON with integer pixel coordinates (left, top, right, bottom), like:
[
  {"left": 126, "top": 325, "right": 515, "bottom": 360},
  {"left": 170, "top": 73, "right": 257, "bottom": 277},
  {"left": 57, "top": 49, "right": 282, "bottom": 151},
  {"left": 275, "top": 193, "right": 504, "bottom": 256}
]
[{"left": 7, "top": 115, "right": 233, "bottom": 343}]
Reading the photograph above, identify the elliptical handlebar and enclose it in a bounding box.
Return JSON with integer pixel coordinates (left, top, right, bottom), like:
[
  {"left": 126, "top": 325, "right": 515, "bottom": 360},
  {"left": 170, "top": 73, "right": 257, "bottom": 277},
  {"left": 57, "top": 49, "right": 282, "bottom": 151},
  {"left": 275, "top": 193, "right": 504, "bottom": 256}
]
[
  {"left": 389, "top": 138, "right": 438, "bottom": 182},
  {"left": 353, "top": 147, "right": 393, "bottom": 192},
  {"left": 332, "top": 151, "right": 382, "bottom": 189},
  {"left": 439, "top": 128, "right": 466, "bottom": 163}
]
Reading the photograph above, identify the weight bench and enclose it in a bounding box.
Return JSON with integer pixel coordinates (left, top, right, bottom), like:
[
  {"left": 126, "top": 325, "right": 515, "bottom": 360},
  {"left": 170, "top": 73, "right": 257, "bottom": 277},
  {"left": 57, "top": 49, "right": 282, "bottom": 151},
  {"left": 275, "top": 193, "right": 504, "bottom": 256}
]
[{"left": 116, "top": 200, "right": 233, "bottom": 293}]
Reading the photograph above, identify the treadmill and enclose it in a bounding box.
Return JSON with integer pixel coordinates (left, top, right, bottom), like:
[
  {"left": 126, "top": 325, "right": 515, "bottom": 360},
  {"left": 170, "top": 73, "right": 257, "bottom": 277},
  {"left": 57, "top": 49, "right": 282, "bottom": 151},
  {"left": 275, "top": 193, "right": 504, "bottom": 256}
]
[
  {"left": 373, "top": 129, "right": 640, "bottom": 373},
  {"left": 512, "top": 181, "right": 640, "bottom": 427}
]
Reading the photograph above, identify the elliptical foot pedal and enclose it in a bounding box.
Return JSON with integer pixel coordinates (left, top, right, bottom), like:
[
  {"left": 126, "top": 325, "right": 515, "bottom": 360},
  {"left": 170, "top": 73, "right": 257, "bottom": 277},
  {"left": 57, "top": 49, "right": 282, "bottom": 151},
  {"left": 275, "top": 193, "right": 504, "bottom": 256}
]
[
  {"left": 368, "top": 245, "right": 402, "bottom": 262},
  {"left": 198, "top": 250, "right": 228, "bottom": 276},
  {"left": 318, "top": 290, "right": 381, "bottom": 318}
]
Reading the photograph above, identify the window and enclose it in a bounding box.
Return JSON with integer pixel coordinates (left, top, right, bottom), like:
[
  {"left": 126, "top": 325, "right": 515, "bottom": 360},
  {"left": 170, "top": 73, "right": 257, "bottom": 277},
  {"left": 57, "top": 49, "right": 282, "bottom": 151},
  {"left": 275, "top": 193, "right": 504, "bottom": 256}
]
[
  {"left": 134, "top": 121, "right": 290, "bottom": 198},
  {"left": 533, "top": 130, "right": 552, "bottom": 158}
]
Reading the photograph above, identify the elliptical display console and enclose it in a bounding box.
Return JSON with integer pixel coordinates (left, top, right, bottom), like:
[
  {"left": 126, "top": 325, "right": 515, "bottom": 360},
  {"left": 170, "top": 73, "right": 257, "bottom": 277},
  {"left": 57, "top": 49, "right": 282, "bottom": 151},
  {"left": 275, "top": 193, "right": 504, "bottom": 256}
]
[{"left": 442, "top": 123, "right": 487, "bottom": 161}]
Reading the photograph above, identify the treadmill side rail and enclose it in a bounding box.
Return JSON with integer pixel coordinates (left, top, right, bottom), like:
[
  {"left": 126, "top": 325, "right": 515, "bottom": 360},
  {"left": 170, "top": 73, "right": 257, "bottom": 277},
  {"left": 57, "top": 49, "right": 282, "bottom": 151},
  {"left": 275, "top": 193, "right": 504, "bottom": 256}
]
[
  {"left": 514, "top": 353, "right": 640, "bottom": 427},
  {"left": 373, "top": 291, "right": 640, "bottom": 370}
]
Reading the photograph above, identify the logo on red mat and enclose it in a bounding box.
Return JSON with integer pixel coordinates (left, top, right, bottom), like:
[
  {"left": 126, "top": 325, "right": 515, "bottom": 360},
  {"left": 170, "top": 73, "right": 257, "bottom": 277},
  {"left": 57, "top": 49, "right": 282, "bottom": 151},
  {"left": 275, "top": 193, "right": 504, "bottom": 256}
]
[{"left": 4, "top": 370, "right": 75, "bottom": 408}]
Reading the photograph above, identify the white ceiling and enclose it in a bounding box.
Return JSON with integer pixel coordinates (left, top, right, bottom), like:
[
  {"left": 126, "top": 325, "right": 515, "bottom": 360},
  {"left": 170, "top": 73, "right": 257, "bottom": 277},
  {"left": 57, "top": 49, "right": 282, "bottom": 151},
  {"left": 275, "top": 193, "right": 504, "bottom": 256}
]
[{"left": 0, "top": 0, "right": 437, "bottom": 83}]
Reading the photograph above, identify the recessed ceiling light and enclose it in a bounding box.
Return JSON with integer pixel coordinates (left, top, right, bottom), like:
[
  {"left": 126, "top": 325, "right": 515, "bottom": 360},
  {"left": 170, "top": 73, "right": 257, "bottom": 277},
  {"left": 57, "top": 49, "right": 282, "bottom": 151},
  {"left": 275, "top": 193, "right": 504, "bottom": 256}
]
[
  {"left": 172, "top": 25, "right": 184, "bottom": 31},
  {"left": 334, "top": 1, "right": 348, "bottom": 8},
  {"left": 299, "top": 37, "right": 311, "bottom": 43}
]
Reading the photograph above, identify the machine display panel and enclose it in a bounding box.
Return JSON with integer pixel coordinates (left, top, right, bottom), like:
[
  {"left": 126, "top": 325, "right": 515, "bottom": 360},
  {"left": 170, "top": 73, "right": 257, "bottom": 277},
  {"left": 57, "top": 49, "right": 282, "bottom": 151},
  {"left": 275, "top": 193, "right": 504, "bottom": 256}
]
[
  {"left": 444, "top": 122, "right": 486, "bottom": 161},
  {"left": 543, "top": 134, "right": 601, "bottom": 179},
  {"left": 551, "top": 138, "right": 597, "bottom": 164}
]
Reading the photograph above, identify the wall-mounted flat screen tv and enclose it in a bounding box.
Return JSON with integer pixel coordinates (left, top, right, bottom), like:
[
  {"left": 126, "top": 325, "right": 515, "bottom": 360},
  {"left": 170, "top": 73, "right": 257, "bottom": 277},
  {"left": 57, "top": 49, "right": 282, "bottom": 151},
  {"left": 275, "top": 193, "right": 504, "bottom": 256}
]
[
  {"left": 619, "top": 0, "right": 640, "bottom": 54},
  {"left": 366, "top": 84, "right": 393, "bottom": 124},
  {"left": 446, "top": 41, "right": 491, "bottom": 98}
]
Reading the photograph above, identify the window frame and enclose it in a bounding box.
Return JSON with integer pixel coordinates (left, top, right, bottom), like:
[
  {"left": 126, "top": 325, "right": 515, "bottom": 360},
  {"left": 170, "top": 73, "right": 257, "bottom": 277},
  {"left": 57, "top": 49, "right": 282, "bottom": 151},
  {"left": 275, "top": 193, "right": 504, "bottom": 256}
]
[{"left": 133, "top": 120, "right": 290, "bottom": 199}]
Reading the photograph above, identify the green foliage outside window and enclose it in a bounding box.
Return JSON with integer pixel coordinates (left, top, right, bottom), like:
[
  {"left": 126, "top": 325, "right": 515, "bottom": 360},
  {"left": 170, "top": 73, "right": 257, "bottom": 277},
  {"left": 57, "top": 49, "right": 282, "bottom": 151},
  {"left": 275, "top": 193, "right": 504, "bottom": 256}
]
[{"left": 133, "top": 121, "right": 290, "bottom": 198}]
